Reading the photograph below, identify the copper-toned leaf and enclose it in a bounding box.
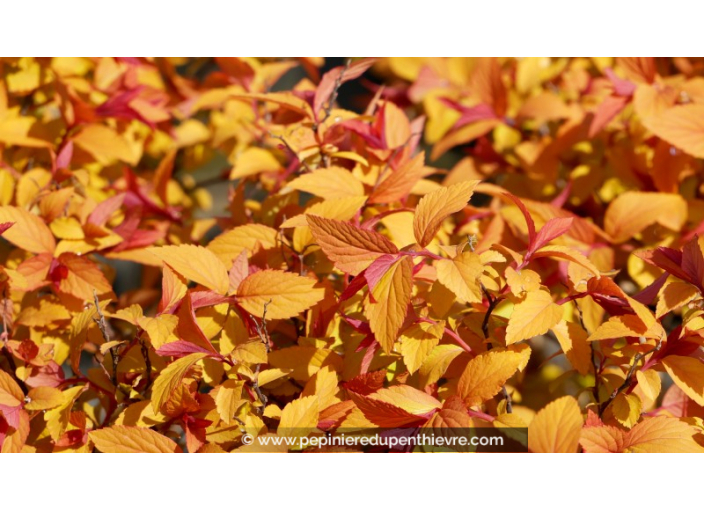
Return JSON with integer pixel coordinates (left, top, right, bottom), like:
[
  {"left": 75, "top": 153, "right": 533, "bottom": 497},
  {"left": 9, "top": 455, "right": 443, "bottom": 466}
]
[{"left": 413, "top": 181, "right": 479, "bottom": 247}]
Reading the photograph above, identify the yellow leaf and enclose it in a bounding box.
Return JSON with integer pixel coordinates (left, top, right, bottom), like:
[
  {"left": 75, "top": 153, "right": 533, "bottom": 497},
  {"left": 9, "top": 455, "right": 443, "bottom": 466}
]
[
  {"left": 457, "top": 350, "right": 523, "bottom": 407},
  {"left": 230, "top": 146, "right": 282, "bottom": 179},
  {"left": 281, "top": 196, "right": 367, "bottom": 228},
  {"left": 279, "top": 395, "right": 319, "bottom": 438},
  {"left": 661, "top": 355, "right": 704, "bottom": 406},
  {"left": 215, "top": 379, "right": 244, "bottom": 424},
  {"left": 366, "top": 256, "right": 413, "bottom": 353},
  {"left": 435, "top": 251, "right": 484, "bottom": 303},
  {"left": 267, "top": 346, "right": 342, "bottom": 383},
  {"left": 151, "top": 353, "right": 207, "bottom": 413},
  {"left": 413, "top": 180, "right": 480, "bottom": 247},
  {"left": 505, "top": 267, "right": 541, "bottom": 295},
  {"left": 528, "top": 396, "right": 582, "bottom": 453},
  {"left": 149, "top": 244, "right": 229, "bottom": 295},
  {"left": 287, "top": 166, "right": 365, "bottom": 199},
  {"left": 207, "top": 224, "right": 278, "bottom": 267},
  {"left": 587, "top": 314, "right": 649, "bottom": 341},
  {"left": 25, "top": 387, "right": 63, "bottom": 411},
  {"left": 635, "top": 369, "right": 662, "bottom": 403},
  {"left": 0, "top": 370, "right": 23, "bottom": 407},
  {"left": 301, "top": 365, "right": 339, "bottom": 410},
  {"left": 49, "top": 217, "right": 84, "bottom": 240},
  {"left": 551, "top": 321, "right": 592, "bottom": 376},
  {"left": 137, "top": 314, "right": 179, "bottom": 349},
  {"left": 232, "top": 341, "right": 268, "bottom": 364},
  {"left": 369, "top": 385, "right": 441, "bottom": 415},
  {"left": 399, "top": 321, "right": 444, "bottom": 374},
  {"left": 307, "top": 215, "right": 398, "bottom": 275},
  {"left": 418, "top": 345, "right": 465, "bottom": 389},
  {"left": 657, "top": 281, "right": 699, "bottom": 318},
  {"left": 611, "top": 393, "right": 642, "bottom": 429},
  {"left": 0, "top": 206, "right": 56, "bottom": 254},
  {"left": 0, "top": 107, "right": 51, "bottom": 147},
  {"left": 505, "top": 290, "right": 562, "bottom": 345},
  {"left": 237, "top": 270, "right": 324, "bottom": 320},
  {"left": 604, "top": 192, "right": 687, "bottom": 243},
  {"left": 624, "top": 416, "right": 703, "bottom": 452},
  {"left": 45, "top": 386, "right": 86, "bottom": 440},
  {"left": 73, "top": 124, "right": 137, "bottom": 165},
  {"left": 90, "top": 425, "right": 182, "bottom": 453}
]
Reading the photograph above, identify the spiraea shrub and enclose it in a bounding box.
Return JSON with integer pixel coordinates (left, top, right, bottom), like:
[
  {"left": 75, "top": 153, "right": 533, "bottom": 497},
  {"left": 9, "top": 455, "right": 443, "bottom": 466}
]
[{"left": 1, "top": 57, "right": 704, "bottom": 452}]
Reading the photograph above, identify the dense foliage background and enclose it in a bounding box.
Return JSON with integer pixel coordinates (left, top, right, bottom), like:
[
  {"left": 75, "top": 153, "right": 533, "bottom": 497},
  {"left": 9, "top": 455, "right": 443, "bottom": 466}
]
[{"left": 1, "top": 57, "right": 704, "bottom": 453}]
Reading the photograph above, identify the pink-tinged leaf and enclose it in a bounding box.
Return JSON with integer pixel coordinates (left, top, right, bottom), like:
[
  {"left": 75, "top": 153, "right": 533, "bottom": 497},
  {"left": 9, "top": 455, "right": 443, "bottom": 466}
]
[
  {"left": 503, "top": 192, "right": 536, "bottom": 246},
  {"left": 155, "top": 340, "right": 218, "bottom": 358},
  {"left": 228, "top": 251, "right": 249, "bottom": 293},
  {"left": 604, "top": 68, "right": 636, "bottom": 97},
  {"left": 439, "top": 98, "right": 498, "bottom": 130},
  {"left": 189, "top": 291, "right": 231, "bottom": 310},
  {"left": 313, "top": 58, "right": 377, "bottom": 117},
  {"left": 589, "top": 95, "right": 629, "bottom": 138},
  {"left": 360, "top": 338, "right": 380, "bottom": 374},
  {"left": 637, "top": 246, "right": 691, "bottom": 284},
  {"left": 339, "top": 272, "right": 369, "bottom": 303},
  {"left": 175, "top": 292, "right": 219, "bottom": 355},
  {"left": 527, "top": 217, "right": 574, "bottom": 258},
  {"left": 56, "top": 141, "right": 74, "bottom": 170},
  {"left": 364, "top": 254, "right": 400, "bottom": 293},
  {"left": 87, "top": 193, "right": 125, "bottom": 228},
  {"left": 0, "top": 222, "right": 14, "bottom": 235}
]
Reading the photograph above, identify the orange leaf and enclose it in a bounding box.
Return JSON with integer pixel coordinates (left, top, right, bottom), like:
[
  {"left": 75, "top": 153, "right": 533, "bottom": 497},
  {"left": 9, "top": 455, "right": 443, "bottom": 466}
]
[
  {"left": 435, "top": 251, "right": 484, "bottom": 303},
  {"left": 528, "top": 396, "right": 582, "bottom": 453},
  {"left": 604, "top": 192, "right": 687, "bottom": 243},
  {"left": 366, "top": 256, "right": 413, "bottom": 353},
  {"left": 0, "top": 206, "right": 56, "bottom": 254},
  {"left": 505, "top": 290, "right": 562, "bottom": 345},
  {"left": 646, "top": 103, "right": 704, "bottom": 158},
  {"left": 279, "top": 395, "right": 319, "bottom": 438},
  {"left": 307, "top": 215, "right": 398, "bottom": 275},
  {"left": 237, "top": 270, "right": 324, "bottom": 320},
  {"left": 623, "top": 416, "right": 702, "bottom": 453},
  {"left": 288, "top": 166, "right": 365, "bottom": 199},
  {"left": 149, "top": 244, "right": 229, "bottom": 295},
  {"left": 457, "top": 350, "right": 523, "bottom": 407},
  {"left": 661, "top": 355, "right": 704, "bottom": 406},
  {"left": 551, "top": 321, "right": 592, "bottom": 376},
  {"left": 151, "top": 353, "right": 207, "bottom": 413},
  {"left": 90, "top": 425, "right": 182, "bottom": 453},
  {"left": 413, "top": 180, "right": 479, "bottom": 247},
  {"left": 0, "top": 370, "right": 23, "bottom": 408},
  {"left": 369, "top": 153, "right": 426, "bottom": 204}
]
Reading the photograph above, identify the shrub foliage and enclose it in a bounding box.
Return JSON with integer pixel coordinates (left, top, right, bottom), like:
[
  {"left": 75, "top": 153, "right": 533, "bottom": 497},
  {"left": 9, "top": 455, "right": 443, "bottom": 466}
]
[{"left": 1, "top": 57, "right": 704, "bottom": 452}]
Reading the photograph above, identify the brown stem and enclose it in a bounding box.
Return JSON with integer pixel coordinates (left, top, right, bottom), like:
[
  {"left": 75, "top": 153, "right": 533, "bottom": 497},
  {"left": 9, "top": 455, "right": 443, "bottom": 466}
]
[
  {"left": 480, "top": 283, "right": 512, "bottom": 413},
  {"left": 93, "top": 290, "right": 118, "bottom": 387},
  {"left": 598, "top": 338, "right": 662, "bottom": 417}
]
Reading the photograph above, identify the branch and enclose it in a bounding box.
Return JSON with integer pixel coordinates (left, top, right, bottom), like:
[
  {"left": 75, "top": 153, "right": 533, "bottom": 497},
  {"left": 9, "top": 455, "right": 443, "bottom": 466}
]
[
  {"left": 480, "top": 282, "right": 512, "bottom": 413},
  {"left": 320, "top": 58, "right": 351, "bottom": 124},
  {"left": 92, "top": 289, "right": 118, "bottom": 387},
  {"left": 598, "top": 338, "right": 662, "bottom": 417},
  {"left": 249, "top": 299, "right": 273, "bottom": 414}
]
